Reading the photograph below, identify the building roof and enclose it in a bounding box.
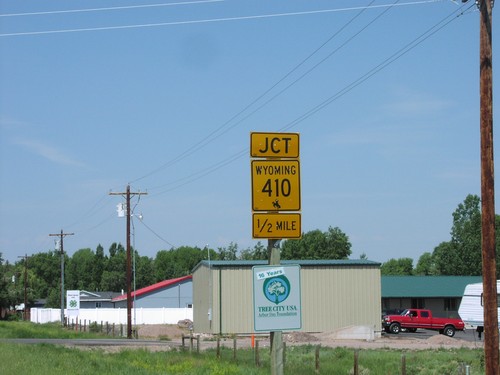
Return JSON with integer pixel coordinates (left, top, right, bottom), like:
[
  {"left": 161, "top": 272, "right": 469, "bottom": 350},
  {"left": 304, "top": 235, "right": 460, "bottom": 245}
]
[
  {"left": 192, "top": 259, "right": 380, "bottom": 272},
  {"left": 111, "top": 275, "right": 192, "bottom": 302},
  {"left": 381, "top": 276, "right": 482, "bottom": 298},
  {"left": 80, "top": 290, "right": 122, "bottom": 301}
]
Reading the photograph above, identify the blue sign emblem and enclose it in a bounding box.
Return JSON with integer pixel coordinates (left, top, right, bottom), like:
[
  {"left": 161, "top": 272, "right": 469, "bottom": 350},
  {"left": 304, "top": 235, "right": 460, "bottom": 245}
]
[{"left": 263, "top": 275, "right": 291, "bottom": 305}]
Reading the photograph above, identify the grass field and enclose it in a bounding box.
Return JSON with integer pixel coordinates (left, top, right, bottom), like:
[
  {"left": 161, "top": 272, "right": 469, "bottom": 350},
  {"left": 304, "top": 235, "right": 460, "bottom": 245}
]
[{"left": 0, "top": 321, "right": 484, "bottom": 374}]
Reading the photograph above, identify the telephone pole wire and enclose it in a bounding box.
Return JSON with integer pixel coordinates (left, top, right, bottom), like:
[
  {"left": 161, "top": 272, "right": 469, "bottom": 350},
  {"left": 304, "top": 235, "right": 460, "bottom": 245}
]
[
  {"left": 49, "top": 230, "right": 74, "bottom": 326},
  {"left": 110, "top": 184, "right": 147, "bottom": 339}
]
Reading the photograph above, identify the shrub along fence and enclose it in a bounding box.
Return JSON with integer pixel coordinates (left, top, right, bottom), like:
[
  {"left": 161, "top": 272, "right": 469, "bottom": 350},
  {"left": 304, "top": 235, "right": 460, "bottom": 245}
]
[{"left": 179, "top": 335, "right": 475, "bottom": 374}]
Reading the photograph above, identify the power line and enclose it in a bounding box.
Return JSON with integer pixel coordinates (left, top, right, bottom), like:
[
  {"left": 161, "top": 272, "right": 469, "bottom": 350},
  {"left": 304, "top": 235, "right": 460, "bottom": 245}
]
[
  {"left": 132, "top": 0, "right": 399, "bottom": 183},
  {"left": 0, "top": 0, "right": 445, "bottom": 37},
  {"left": 143, "top": 1, "right": 472, "bottom": 194},
  {"left": 136, "top": 217, "right": 176, "bottom": 248},
  {"left": 0, "top": 0, "right": 224, "bottom": 17}
]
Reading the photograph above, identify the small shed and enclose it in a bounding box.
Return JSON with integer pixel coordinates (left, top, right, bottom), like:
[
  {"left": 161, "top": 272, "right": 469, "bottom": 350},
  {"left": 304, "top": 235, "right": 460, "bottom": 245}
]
[
  {"left": 112, "top": 275, "right": 192, "bottom": 308},
  {"left": 192, "top": 259, "right": 381, "bottom": 335}
]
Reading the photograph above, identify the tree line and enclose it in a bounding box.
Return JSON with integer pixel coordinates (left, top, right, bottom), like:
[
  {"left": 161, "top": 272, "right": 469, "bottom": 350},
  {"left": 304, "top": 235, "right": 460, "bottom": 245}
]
[
  {"left": 0, "top": 194, "right": 496, "bottom": 312},
  {"left": 381, "top": 194, "right": 500, "bottom": 276},
  {"left": 0, "top": 226, "right": 352, "bottom": 310}
]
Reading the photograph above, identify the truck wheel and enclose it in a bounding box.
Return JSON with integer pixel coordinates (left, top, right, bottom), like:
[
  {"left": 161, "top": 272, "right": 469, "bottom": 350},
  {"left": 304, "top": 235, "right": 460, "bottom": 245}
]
[
  {"left": 389, "top": 323, "right": 401, "bottom": 334},
  {"left": 443, "top": 326, "right": 456, "bottom": 337}
]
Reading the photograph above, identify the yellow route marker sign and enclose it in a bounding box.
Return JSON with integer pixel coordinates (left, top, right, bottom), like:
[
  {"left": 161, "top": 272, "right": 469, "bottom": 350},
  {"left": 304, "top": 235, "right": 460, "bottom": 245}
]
[{"left": 251, "top": 159, "right": 300, "bottom": 211}]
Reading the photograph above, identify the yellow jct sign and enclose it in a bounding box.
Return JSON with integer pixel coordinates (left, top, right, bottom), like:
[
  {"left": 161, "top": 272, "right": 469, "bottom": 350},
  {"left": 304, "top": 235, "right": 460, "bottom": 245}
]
[
  {"left": 250, "top": 132, "right": 299, "bottom": 158},
  {"left": 252, "top": 213, "right": 302, "bottom": 239},
  {"left": 251, "top": 160, "right": 300, "bottom": 211}
]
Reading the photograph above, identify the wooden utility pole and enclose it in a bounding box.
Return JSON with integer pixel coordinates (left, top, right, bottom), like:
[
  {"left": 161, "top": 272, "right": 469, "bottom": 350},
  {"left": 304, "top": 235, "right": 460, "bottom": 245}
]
[
  {"left": 110, "top": 185, "right": 147, "bottom": 339},
  {"left": 478, "top": 0, "right": 498, "bottom": 373},
  {"left": 17, "top": 254, "right": 29, "bottom": 320},
  {"left": 49, "top": 230, "right": 74, "bottom": 326}
]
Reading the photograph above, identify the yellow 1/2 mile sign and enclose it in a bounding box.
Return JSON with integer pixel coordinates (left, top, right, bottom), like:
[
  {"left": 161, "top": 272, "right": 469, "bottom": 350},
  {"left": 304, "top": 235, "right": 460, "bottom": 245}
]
[{"left": 252, "top": 213, "right": 301, "bottom": 239}]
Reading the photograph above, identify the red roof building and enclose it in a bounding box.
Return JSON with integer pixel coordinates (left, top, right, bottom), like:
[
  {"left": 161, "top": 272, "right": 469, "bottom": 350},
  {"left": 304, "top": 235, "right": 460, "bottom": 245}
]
[{"left": 112, "top": 275, "right": 192, "bottom": 308}]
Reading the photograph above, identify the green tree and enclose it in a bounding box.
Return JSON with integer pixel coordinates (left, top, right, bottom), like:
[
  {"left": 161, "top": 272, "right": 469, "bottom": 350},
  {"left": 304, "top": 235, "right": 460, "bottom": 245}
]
[
  {"left": 217, "top": 242, "right": 238, "bottom": 260},
  {"left": 154, "top": 246, "right": 204, "bottom": 281},
  {"left": 0, "top": 253, "right": 10, "bottom": 312},
  {"left": 414, "top": 252, "right": 436, "bottom": 275},
  {"left": 240, "top": 242, "right": 267, "bottom": 260},
  {"left": 66, "top": 248, "right": 96, "bottom": 291},
  {"left": 450, "top": 194, "right": 482, "bottom": 275},
  {"left": 134, "top": 253, "right": 155, "bottom": 289},
  {"left": 26, "top": 251, "right": 62, "bottom": 303},
  {"left": 380, "top": 258, "right": 414, "bottom": 275},
  {"left": 432, "top": 241, "right": 458, "bottom": 275},
  {"left": 100, "top": 243, "right": 126, "bottom": 291},
  {"left": 281, "top": 226, "right": 352, "bottom": 260},
  {"left": 92, "top": 244, "right": 106, "bottom": 290}
]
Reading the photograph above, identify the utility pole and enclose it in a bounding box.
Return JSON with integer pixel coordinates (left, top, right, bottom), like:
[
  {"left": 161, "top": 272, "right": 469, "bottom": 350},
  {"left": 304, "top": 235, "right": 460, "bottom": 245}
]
[
  {"left": 478, "top": 0, "right": 497, "bottom": 373},
  {"left": 49, "top": 230, "right": 74, "bottom": 326},
  {"left": 17, "top": 254, "right": 29, "bottom": 320},
  {"left": 110, "top": 184, "right": 147, "bottom": 339}
]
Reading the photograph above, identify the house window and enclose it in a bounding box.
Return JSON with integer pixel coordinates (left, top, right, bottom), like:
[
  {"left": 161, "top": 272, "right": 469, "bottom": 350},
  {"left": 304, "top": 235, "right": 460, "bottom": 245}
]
[
  {"left": 411, "top": 298, "right": 424, "bottom": 309},
  {"left": 96, "top": 302, "right": 102, "bottom": 308},
  {"left": 186, "top": 304, "right": 193, "bottom": 308},
  {"left": 480, "top": 293, "right": 500, "bottom": 307},
  {"left": 444, "top": 298, "right": 458, "bottom": 311}
]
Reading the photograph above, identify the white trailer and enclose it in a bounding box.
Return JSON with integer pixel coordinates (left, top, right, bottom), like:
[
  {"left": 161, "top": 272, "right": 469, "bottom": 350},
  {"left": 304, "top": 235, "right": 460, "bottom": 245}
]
[{"left": 458, "top": 281, "right": 500, "bottom": 330}]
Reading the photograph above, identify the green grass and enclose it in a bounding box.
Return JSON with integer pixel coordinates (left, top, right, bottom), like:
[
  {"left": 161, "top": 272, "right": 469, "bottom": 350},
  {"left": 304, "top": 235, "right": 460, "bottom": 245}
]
[
  {"left": 0, "top": 322, "right": 485, "bottom": 374},
  {"left": 0, "top": 320, "right": 110, "bottom": 339}
]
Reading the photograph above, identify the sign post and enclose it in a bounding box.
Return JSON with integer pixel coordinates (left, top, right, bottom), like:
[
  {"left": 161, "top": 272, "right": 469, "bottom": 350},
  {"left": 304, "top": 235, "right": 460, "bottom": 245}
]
[{"left": 250, "top": 132, "right": 301, "bottom": 375}]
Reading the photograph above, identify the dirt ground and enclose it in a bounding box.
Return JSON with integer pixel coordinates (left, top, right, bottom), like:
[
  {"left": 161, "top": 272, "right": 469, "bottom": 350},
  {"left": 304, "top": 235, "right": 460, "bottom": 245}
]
[{"left": 135, "top": 323, "right": 485, "bottom": 351}]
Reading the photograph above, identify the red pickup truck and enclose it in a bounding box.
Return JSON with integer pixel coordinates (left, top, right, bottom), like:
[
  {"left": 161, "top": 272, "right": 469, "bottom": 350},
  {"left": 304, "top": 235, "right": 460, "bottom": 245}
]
[{"left": 382, "top": 308, "right": 465, "bottom": 337}]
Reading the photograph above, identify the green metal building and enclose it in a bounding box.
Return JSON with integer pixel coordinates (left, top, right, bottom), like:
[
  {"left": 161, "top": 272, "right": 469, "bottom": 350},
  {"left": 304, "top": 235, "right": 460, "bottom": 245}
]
[{"left": 381, "top": 276, "right": 482, "bottom": 318}]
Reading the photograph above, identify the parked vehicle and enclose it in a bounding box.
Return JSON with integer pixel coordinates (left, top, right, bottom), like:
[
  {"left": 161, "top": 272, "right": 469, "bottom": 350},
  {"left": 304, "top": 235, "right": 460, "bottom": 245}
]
[
  {"left": 458, "top": 280, "right": 500, "bottom": 332},
  {"left": 382, "top": 308, "right": 465, "bottom": 337}
]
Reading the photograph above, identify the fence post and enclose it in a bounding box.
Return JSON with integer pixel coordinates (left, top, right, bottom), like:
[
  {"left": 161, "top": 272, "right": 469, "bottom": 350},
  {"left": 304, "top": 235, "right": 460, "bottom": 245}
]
[
  {"left": 233, "top": 337, "right": 237, "bottom": 360},
  {"left": 283, "top": 342, "right": 286, "bottom": 367},
  {"left": 255, "top": 340, "right": 260, "bottom": 367},
  {"left": 196, "top": 335, "right": 200, "bottom": 354},
  {"left": 181, "top": 335, "right": 186, "bottom": 350},
  {"left": 353, "top": 350, "right": 359, "bottom": 375},
  {"left": 216, "top": 337, "right": 221, "bottom": 359},
  {"left": 112, "top": 323, "right": 115, "bottom": 337},
  {"left": 315, "top": 345, "right": 320, "bottom": 373},
  {"left": 401, "top": 353, "right": 406, "bottom": 375}
]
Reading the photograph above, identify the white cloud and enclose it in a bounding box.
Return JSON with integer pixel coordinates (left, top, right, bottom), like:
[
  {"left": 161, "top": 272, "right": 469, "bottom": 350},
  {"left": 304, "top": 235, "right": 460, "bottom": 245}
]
[{"left": 13, "top": 138, "right": 87, "bottom": 168}]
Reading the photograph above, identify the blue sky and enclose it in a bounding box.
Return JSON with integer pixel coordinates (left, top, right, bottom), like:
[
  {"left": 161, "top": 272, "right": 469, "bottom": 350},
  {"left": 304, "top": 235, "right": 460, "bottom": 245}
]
[{"left": 0, "top": 0, "right": 497, "bottom": 265}]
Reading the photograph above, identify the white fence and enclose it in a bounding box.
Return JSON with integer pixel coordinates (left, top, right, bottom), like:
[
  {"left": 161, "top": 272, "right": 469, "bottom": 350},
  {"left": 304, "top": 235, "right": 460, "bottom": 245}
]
[{"left": 30, "top": 307, "right": 193, "bottom": 325}]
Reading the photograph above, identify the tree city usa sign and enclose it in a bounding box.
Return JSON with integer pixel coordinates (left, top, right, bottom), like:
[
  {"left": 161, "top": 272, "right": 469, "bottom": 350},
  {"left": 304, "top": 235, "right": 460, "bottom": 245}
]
[{"left": 253, "top": 265, "right": 302, "bottom": 331}]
